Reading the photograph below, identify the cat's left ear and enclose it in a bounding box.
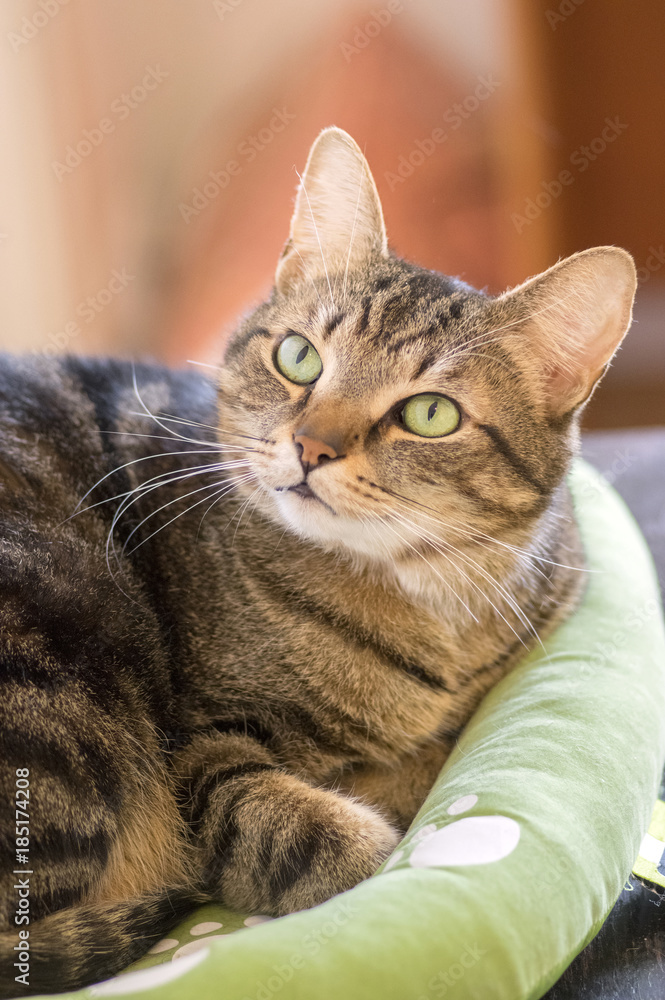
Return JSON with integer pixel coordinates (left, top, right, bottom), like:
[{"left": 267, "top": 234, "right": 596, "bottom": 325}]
[
  {"left": 498, "top": 246, "right": 637, "bottom": 415},
  {"left": 275, "top": 127, "right": 388, "bottom": 294}
]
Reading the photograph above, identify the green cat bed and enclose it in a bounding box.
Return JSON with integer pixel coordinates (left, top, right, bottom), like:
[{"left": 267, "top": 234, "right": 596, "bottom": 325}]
[{"left": 25, "top": 459, "right": 665, "bottom": 1000}]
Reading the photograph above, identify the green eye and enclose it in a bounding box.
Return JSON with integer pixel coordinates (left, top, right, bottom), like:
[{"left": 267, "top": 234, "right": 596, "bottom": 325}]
[
  {"left": 401, "top": 394, "right": 460, "bottom": 437},
  {"left": 275, "top": 334, "right": 322, "bottom": 385}
]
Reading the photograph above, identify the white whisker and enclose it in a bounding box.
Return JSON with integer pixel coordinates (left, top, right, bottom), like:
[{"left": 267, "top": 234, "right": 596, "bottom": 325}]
[
  {"left": 123, "top": 473, "right": 255, "bottom": 558},
  {"left": 390, "top": 510, "right": 541, "bottom": 653},
  {"left": 380, "top": 517, "right": 479, "bottom": 623},
  {"left": 69, "top": 457, "right": 247, "bottom": 524},
  {"left": 186, "top": 359, "right": 221, "bottom": 372},
  {"left": 290, "top": 244, "right": 326, "bottom": 309},
  {"left": 197, "top": 476, "right": 260, "bottom": 539},
  {"left": 231, "top": 485, "right": 263, "bottom": 545},
  {"left": 119, "top": 466, "right": 252, "bottom": 555},
  {"left": 142, "top": 411, "right": 263, "bottom": 444},
  {"left": 130, "top": 367, "right": 221, "bottom": 448},
  {"left": 342, "top": 163, "right": 365, "bottom": 302},
  {"left": 72, "top": 449, "right": 228, "bottom": 514},
  {"left": 102, "top": 430, "right": 255, "bottom": 453},
  {"left": 380, "top": 485, "right": 588, "bottom": 575},
  {"left": 295, "top": 167, "right": 335, "bottom": 308}
]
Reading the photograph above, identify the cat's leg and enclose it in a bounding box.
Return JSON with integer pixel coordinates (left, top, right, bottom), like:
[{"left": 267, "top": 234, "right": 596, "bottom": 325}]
[
  {"left": 0, "top": 677, "right": 206, "bottom": 994},
  {"left": 174, "top": 731, "right": 399, "bottom": 915},
  {"left": 0, "top": 680, "right": 188, "bottom": 929}
]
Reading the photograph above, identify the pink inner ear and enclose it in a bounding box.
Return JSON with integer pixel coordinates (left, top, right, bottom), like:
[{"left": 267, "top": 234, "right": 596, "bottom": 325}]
[
  {"left": 543, "top": 318, "right": 619, "bottom": 410},
  {"left": 542, "top": 359, "right": 597, "bottom": 412},
  {"left": 537, "top": 278, "right": 633, "bottom": 413},
  {"left": 503, "top": 248, "right": 636, "bottom": 417}
]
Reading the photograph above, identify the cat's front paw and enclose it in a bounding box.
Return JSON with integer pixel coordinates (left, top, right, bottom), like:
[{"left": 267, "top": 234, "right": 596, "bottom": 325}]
[
  {"left": 210, "top": 771, "right": 399, "bottom": 915},
  {"left": 278, "top": 792, "right": 400, "bottom": 915}
]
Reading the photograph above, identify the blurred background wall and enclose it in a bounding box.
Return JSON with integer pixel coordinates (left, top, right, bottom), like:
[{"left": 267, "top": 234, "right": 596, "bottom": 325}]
[{"left": 0, "top": 0, "right": 662, "bottom": 428}]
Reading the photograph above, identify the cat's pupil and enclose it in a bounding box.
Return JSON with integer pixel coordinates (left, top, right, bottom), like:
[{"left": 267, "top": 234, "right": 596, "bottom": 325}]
[
  {"left": 427, "top": 401, "right": 438, "bottom": 421},
  {"left": 296, "top": 345, "right": 309, "bottom": 365}
]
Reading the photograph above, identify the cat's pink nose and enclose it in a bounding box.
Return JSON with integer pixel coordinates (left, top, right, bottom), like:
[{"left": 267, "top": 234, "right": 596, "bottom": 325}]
[{"left": 293, "top": 434, "right": 338, "bottom": 469}]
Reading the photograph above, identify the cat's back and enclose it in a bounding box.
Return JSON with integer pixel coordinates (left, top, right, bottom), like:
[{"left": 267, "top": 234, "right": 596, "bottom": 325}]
[
  {"left": 0, "top": 352, "right": 223, "bottom": 630},
  {"left": 0, "top": 354, "right": 216, "bottom": 512},
  {"left": 0, "top": 352, "right": 222, "bottom": 733}
]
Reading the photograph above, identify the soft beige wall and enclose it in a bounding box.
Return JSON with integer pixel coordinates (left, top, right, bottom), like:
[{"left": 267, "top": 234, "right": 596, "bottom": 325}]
[
  {"left": 0, "top": 0, "right": 526, "bottom": 358},
  {"left": 0, "top": 0, "right": 347, "bottom": 354}
]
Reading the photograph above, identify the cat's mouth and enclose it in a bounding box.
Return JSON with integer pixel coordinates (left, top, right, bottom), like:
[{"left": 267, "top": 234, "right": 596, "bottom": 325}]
[{"left": 285, "top": 482, "right": 337, "bottom": 516}]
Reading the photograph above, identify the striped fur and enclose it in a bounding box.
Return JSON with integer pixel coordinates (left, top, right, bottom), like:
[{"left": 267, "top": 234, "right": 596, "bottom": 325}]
[{"left": 0, "top": 128, "right": 636, "bottom": 996}]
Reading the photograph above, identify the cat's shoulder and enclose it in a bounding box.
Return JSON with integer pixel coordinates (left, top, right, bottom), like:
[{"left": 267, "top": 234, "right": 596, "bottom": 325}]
[{"left": 0, "top": 352, "right": 216, "bottom": 427}]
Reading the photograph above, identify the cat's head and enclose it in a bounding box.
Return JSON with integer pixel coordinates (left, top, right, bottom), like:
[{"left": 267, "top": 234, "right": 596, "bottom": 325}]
[{"left": 219, "top": 127, "right": 636, "bottom": 563}]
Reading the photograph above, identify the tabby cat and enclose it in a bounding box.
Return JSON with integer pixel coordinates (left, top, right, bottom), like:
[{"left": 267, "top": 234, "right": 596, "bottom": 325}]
[{"left": 0, "top": 127, "right": 636, "bottom": 996}]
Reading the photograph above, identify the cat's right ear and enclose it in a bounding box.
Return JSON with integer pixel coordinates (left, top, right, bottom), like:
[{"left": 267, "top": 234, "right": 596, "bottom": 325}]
[
  {"left": 498, "top": 246, "right": 637, "bottom": 416},
  {"left": 275, "top": 127, "right": 388, "bottom": 295}
]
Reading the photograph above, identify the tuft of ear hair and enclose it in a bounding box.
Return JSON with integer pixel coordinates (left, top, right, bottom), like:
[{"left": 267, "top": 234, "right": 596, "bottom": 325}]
[
  {"left": 275, "top": 127, "right": 388, "bottom": 295},
  {"left": 498, "top": 247, "right": 637, "bottom": 416}
]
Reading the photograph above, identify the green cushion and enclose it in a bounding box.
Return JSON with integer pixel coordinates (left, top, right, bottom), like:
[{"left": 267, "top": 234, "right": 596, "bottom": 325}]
[{"left": 29, "top": 460, "right": 665, "bottom": 1000}]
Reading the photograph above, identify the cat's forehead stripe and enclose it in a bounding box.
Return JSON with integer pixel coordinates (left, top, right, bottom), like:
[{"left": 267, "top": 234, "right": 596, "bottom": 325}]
[
  {"left": 322, "top": 312, "right": 344, "bottom": 340},
  {"left": 355, "top": 297, "right": 372, "bottom": 337},
  {"left": 412, "top": 351, "right": 440, "bottom": 380},
  {"left": 225, "top": 325, "right": 271, "bottom": 363}
]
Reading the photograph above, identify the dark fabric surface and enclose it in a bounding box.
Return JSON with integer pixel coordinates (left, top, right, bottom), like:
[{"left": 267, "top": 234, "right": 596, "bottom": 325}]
[{"left": 545, "top": 427, "right": 665, "bottom": 999}]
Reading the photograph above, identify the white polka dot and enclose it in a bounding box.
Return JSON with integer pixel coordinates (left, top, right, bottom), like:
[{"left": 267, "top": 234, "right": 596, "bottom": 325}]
[
  {"left": 411, "top": 823, "right": 437, "bottom": 843},
  {"left": 382, "top": 849, "right": 404, "bottom": 872},
  {"left": 189, "top": 921, "right": 223, "bottom": 936},
  {"left": 410, "top": 815, "right": 520, "bottom": 868},
  {"left": 173, "top": 937, "right": 225, "bottom": 961},
  {"left": 89, "top": 948, "right": 209, "bottom": 995},
  {"left": 147, "top": 937, "right": 178, "bottom": 954},
  {"left": 243, "top": 914, "right": 274, "bottom": 927},
  {"left": 447, "top": 794, "right": 478, "bottom": 815}
]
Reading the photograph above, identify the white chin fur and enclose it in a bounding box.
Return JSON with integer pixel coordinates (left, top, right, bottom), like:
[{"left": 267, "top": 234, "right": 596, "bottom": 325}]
[{"left": 273, "top": 490, "right": 404, "bottom": 560}]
